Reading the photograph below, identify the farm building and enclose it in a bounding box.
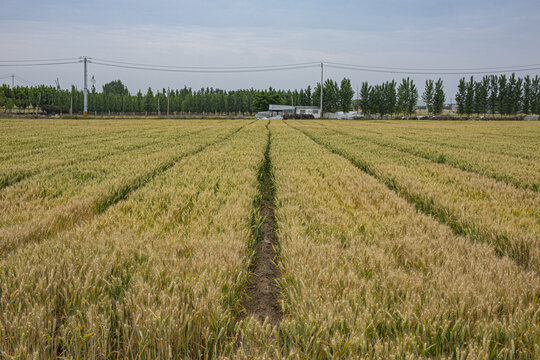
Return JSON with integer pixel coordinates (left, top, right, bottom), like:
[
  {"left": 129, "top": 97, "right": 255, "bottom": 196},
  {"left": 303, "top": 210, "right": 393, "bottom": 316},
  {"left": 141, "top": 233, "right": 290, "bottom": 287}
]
[{"left": 268, "top": 104, "right": 321, "bottom": 118}]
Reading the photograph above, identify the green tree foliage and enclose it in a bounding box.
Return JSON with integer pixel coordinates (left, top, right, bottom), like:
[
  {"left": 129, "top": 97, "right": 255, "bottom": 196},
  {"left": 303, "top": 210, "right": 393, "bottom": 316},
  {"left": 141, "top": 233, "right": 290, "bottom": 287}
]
[
  {"left": 397, "top": 77, "right": 418, "bottom": 118},
  {"left": 2, "top": 74, "right": 537, "bottom": 116},
  {"left": 383, "top": 80, "right": 397, "bottom": 116},
  {"left": 323, "top": 79, "right": 340, "bottom": 113},
  {"left": 370, "top": 85, "right": 383, "bottom": 116},
  {"left": 488, "top": 75, "right": 498, "bottom": 114},
  {"left": 339, "top": 78, "right": 354, "bottom": 112},
  {"left": 422, "top": 80, "right": 434, "bottom": 114},
  {"left": 522, "top": 75, "right": 531, "bottom": 114},
  {"left": 455, "top": 78, "right": 466, "bottom": 115},
  {"left": 464, "top": 77, "right": 475, "bottom": 115},
  {"left": 432, "top": 79, "right": 445, "bottom": 115},
  {"left": 252, "top": 90, "right": 280, "bottom": 112},
  {"left": 453, "top": 73, "right": 533, "bottom": 116},
  {"left": 359, "top": 82, "right": 371, "bottom": 115},
  {"left": 531, "top": 76, "right": 540, "bottom": 114},
  {"left": 353, "top": 81, "right": 396, "bottom": 118},
  {"left": 497, "top": 75, "right": 508, "bottom": 116},
  {"left": 102, "top": 80, "right": 129, "bottom": 95},
  {"left": 144, "top": 88, "right": 154, "bottom": 113},
  {"left": 474, "top": 77, "right": 488, "bottom": 115},
  {"left": 508, "top": 73, "right": 522, "bottom": 115}
]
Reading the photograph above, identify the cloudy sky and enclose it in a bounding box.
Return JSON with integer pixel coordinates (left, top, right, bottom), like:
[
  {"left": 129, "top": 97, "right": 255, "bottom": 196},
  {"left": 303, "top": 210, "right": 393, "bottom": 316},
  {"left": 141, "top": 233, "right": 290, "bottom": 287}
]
[{"left": 1, "top": 0, "right": 539, "bottom": 100}]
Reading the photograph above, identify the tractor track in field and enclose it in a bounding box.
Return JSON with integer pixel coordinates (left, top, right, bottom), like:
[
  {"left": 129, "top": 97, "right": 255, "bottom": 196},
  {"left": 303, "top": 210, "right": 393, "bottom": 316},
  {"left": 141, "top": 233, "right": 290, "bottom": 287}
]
[
  {"left": 242, "top": 121, "right": 282, "bottom": 326},
  {"left": 0, "top": 120, "right": 255, "bottom": 258}
]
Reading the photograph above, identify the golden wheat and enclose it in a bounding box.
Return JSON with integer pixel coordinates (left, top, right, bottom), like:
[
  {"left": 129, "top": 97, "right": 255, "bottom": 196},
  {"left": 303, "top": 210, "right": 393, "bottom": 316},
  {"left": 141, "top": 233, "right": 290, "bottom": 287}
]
[
  {"left": 317, "top": 120, "right": 540, "bottom": 191},
  {"left": 0, "top": 120, "right": 266, "bottom": 358},
  {"left": 0, "top": 118, "right": 538, "bottom": 359},
  {"left": 271, "top": 120, "right": 539, "bottom": 359},
  {"left": 290, "top": 120, "right": 540, "bottom": 271}
]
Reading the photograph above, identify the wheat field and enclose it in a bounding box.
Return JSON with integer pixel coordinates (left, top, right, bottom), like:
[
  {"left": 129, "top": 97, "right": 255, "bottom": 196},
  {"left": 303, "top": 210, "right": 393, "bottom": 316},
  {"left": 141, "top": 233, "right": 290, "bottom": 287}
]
[{"left": 0, "top": 118, "right": 538, "bottom": 359}]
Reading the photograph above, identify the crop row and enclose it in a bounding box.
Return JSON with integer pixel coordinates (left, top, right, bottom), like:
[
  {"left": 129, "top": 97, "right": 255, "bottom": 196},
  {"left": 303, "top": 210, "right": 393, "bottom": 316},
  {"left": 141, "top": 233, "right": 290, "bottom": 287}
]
[
  {"left": 0, "top": 121, "right": 228, "bottom": 189},
  {"left": 0, "top": 120, "right": 267, "bottom": 358},
  {"left": 317, "top": 120, "right": 540, "bottom": 191},
  {"left": 0, "top": 121, "right": 247, "bottom": 256},
  {"left": 0, "top": 119, "right": 163, "bottom": 155},
  {"left": 345, "top": 120, "right": 540, "bottom": 160},
  {"left": 268, "top": 120, "right": 539, "bottom": 358},
  {"left": 290, "top": 121, "right": 540, "bottom": 271},
  {"left": 0, "top": 119, "right": 538, "bottom": 359}
]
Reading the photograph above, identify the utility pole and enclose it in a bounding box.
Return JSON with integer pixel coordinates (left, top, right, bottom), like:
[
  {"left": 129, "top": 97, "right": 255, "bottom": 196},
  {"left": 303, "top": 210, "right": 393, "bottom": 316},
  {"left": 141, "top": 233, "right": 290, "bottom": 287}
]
[
  {"left": 83, "top": 56, "right": 88, "bottom": 117},
  {"left": 320, "top": 62, "right": 324, "bottom": 117}
]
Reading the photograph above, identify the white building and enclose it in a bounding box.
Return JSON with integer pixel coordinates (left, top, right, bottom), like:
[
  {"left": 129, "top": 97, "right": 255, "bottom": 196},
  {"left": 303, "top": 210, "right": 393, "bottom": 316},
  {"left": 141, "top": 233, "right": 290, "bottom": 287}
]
[{"left": 268, "top": 104, "right": 321, "bottom": 118}]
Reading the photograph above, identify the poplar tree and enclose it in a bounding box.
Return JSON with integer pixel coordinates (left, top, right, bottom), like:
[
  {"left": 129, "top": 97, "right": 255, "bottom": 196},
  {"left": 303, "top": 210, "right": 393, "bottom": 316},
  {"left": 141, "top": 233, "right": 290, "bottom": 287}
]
[
  {"left": 522, "top": 75, "right": 531, "bottom": 114},
  {"left": 371, "top": 85, "right": 383, "bottom": 116},
  {"left": 509, "top": 74, "right": 522, "bottom": 114},
  {"left": 312, "top": 83, "right": 321, "bottom": 108},
  {"left": 531, "top": 75, "right": 540, "bottom": 114},
  {"left": 359, "top": 82, "right": 371, "bottom": 115},
  {"left": 323, "top": 79, "right": 340, "bottom": 113},
  {"left": 464, "top": 77, "right": 475, "bottom": 115},
  {"left": 384, "top": 80, "right": 397, "bottom": 116},
  {"left": 397, "top": 77, "right": 418, "bottom": 118},
  {"left": 339, "top": 78, "right": 354, "bottom": 112},
  {"left": 432, "top": 79, "right": 445, "bottom": 115},
  {"left": 422, "top": 80, "right": 434, "bottom": 114},
  {"left": 497, "top": 75, "right": 507, "bottom": 115},
  {"left": 474, "top": 77, "right": 488, "bottom": 115},
  {"left": 455, "top": 78, "right": 466, "bottom": 114},
  {"left": 305, "top": 85, "right": 312, "bottom": 106},
  {"left": 144, "top": 87, "right": 154, "bottom": 113},
  {"left": 0, "top": 88, "right": 5, "bottom": 111},
  {"left": 488, "top": 75, "right": 498, "bottom": 113}
]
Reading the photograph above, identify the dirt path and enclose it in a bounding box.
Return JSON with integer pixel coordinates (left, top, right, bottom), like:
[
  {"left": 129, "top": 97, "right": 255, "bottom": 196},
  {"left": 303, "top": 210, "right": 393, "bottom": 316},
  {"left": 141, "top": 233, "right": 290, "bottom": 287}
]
[{"left": 243, "top": 122, "right": 282, "bottom": 326}]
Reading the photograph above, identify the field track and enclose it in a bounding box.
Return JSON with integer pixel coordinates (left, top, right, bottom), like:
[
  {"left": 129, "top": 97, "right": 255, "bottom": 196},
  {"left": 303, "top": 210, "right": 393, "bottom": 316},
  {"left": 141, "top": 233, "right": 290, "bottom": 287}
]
[{"left": 0, "top": 118, "right": 538, "bottom": 359}]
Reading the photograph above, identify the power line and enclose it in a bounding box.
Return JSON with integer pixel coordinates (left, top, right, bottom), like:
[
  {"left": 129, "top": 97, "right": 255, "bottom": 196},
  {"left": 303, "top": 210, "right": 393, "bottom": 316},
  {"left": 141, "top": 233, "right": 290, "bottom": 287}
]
[
  {"left": 90, "top": 60, "right": 320, "bottom": 73},
  {"left": 92, "top": 57, "right": 320, "bottom": 70},
  {"left": 0, "top": 60, "right": 81, "bottom": 67},
  {"left": 325, "top": 61, "right": 540, "bottom": 72},
  {"left": 0, "top": 57, "right": 80, "bottom": 63},
  {"left": 325, "top": 64, "right": 540, "bottom": 75},
  {"left": 0, "top": 56, "right": 538, "bottom": 75},
  {"left": 14, "top": 75, "right": 38, "bottom": 86}
]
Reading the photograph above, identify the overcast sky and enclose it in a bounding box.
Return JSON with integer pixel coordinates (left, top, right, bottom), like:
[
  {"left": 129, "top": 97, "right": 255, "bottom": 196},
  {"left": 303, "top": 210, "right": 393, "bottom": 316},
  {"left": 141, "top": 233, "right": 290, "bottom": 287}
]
[{"left": 1, "top": 0, "right": 539, "bottom": 101}]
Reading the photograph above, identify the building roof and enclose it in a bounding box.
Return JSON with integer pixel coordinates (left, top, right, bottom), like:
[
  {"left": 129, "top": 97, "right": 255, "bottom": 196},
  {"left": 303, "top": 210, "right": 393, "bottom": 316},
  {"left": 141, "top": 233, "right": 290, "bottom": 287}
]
[
  {"left": 268, "top": 104, "right": 320, "bottom": 111},
  {"left": 269, "top": 104, "right": 294, "bottom": 111}
]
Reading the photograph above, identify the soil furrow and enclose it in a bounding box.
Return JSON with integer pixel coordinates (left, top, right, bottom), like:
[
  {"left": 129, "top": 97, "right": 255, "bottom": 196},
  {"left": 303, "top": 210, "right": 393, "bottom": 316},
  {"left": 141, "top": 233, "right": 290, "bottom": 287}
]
[{"left": 243, "top": 121, "right": 282, "bottom": 326}]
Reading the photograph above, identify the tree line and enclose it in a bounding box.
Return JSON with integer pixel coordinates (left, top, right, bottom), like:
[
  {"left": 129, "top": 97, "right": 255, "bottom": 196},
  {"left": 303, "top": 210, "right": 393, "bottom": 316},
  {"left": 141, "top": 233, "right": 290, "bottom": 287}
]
[
  {"left": 1, "top": 74, "right": 539, "bottom": 116},
  {"left": 355, "top": 77, "right": 423, "bottom": 117},
  {"left": 0, "top": 78, "right": 357, "bottom": 115},
  {"left": 455, "top": 74, "right": 540, "bottom": 115}
]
